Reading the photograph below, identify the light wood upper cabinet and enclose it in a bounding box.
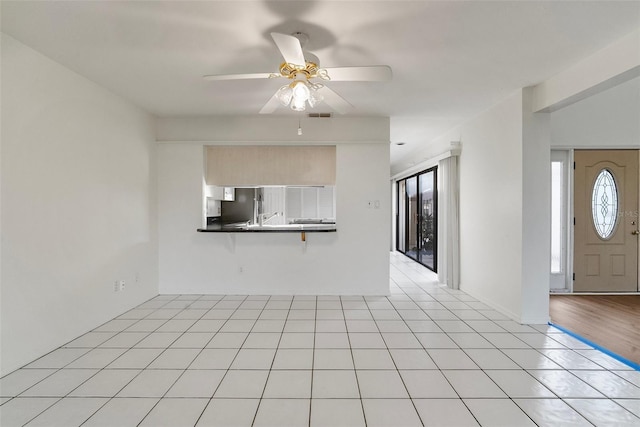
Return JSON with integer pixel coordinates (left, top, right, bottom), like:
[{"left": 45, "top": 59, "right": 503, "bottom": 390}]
[{"left": 205, "top": 145, "right": 336, "bottom": 186}]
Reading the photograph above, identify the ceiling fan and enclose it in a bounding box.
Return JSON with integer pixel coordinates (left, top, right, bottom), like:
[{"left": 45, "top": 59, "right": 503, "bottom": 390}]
[{"left": 203, "top": 32, "right": 392, "bottom": 114}]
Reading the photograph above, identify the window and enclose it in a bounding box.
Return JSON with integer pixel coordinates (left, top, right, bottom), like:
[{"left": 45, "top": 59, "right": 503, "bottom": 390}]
[
  {"left": 550, "top": 150, "right": 569, "bottom": 291},
  {"left": 550, "top": 161, "right": 563, "bottom": 273},
  {"left": 591, "top": 169, "right": 618, "bottom": 240}
]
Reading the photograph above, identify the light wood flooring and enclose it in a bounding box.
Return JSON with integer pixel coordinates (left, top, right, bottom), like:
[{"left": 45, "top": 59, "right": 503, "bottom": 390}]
[{"left": 549, "top": 295, "right": 640, "bottom": 365}]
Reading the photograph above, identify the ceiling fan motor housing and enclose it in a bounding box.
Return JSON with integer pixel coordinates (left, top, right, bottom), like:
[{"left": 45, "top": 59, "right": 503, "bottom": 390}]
[
  {"left": 290, "top": 32, "right": 319, "bottom": 68},
  {"left": 279, "top": 61, "right": 320, "bottom": 80},
  {"left": 292, "top": 32, "right": 309, "bottom": 48}
]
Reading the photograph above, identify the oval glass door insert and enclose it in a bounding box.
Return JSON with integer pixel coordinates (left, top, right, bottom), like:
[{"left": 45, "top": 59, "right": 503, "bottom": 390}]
[{"left": 591, "top": 169, "right": 618, "bottom": 239}]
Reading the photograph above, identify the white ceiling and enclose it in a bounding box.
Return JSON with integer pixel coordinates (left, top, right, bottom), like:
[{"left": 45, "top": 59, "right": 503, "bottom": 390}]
[{"left": 2, "top": 1, "right": 639, "bottom": 170}]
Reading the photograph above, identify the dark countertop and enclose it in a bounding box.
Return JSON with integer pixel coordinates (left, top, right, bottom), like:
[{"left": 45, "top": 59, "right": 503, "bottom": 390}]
[{"left": 197, "top": 222, "right": 337, "bottom": 233}]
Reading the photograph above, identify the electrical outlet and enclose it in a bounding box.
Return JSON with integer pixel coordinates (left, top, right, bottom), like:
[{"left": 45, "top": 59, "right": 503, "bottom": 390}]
[{"left": 114, "top": 280, "right": 125, "bottom": 292}]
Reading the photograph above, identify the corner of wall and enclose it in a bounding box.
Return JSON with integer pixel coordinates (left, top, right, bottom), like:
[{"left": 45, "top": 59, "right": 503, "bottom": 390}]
[{"left": 1, "top": 35, "right": 159, "bottom": 375}]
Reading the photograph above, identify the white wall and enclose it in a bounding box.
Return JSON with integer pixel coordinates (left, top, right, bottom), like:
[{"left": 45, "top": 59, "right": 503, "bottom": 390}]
[
  {"left": 551, "top": 76, "right": 640, "bottom": 148},
  {"left": 157, "top": 117, "right": 390, "bottom": 295},
  {"left": 156, "top": 116, "right": 390, "bottom": 144},
  {"left": 1, "top": 34, "right": 158, "bottom": 375},
  {"left": 456, "top": 92, "right": 525, "bottom": 320},
  {"left": 521, "top": 88, "right": 551, "bottom": 323},
  {"left": 423, "top": 90, "right": 551, "bottom": 323},
  {"left": 534, "top": 28, "right": 640, "bottom": 113}
]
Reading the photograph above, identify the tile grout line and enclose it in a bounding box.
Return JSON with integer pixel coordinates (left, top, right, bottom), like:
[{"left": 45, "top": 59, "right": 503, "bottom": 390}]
[
  {"left": 340, "top": 295, "right": 368, "bottom": 427},
  {"left": 391, "top": 264, "right": 489, "bottom": 426},
  {"left": 307, "top": 296, "right": 317, "bottom": 427},
  {"left": 416, "top": 278, "right": 546, "bottom": 425},
  {"left": 19, "top": 295, "right": 184, "bottom": 427},
  {"left": 249, "top": 295, "right": 297, "bottom": 427},
  {"left": 188, "top": 294, "right": 265, "bottom": 427},
  {"left": 393, "top": 258, "right": 607, "bottom": 426},
  {"left": 79, "top": 294, "right": 207, "bottom": 427},
  {"left": 13, "top": 295, "right": 172, "bottom": 426},
  {"left": 421, "top": 292, "right": 550, "bottom": 426},
  {"left": 367, "top": 293, "right": 427, "bottom": 427},
  {"left": 134, "top": 293, "right": 243, "bottom": 427}
]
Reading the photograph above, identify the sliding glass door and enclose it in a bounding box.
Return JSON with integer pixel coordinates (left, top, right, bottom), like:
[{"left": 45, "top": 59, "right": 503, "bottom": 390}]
[
  {"left": 396, "top": 167, "right": 437, "bottom": 271},
  {"left": 406, "top": 176, "right": 419, "bottom": 260}
]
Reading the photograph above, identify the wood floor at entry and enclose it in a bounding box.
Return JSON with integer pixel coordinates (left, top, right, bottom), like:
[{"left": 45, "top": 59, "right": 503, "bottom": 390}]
[{"left": 550, "top": 295, "right": 640, "bottom": 365}]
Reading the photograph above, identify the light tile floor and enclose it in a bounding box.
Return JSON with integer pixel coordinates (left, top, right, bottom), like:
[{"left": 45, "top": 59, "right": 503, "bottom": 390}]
[{"left": 1, "top": 252, "right": 640, "bottom": 426}]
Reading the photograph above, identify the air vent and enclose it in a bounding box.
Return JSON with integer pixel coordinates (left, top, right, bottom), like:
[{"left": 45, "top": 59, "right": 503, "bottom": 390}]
[{"left": 307, "top": 113, "right": 332, "bottom": 118}]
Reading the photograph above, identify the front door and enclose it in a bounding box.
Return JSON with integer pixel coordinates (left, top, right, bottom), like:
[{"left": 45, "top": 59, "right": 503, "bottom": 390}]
[{"left": 574, "top": 150, "right": 639, "bottom": 292}]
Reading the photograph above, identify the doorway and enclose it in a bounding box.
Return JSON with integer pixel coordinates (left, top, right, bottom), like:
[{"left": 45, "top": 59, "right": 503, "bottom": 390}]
[
  {"left": 396, "top": 167, "right": 437, "bottom": 271},
  {"left": 573, "top": 150, "right": 639, "bottom": 292}
]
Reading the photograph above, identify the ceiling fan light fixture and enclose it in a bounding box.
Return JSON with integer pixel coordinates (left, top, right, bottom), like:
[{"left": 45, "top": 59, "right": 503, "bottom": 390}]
[
  {"left": 291, "top": 99, "right": 306, "bottom": 111},
  {"left": 276, "top": 85, "right": 293, "bottom": 106},
  {"left": 308, "top": 88, "right": 324, "bottom": 108},
  {"left": 291, "top": 81, "right": 309, "bottom": 111},
  {"left": 292, "top": 81, "right": 310, "bottom": 103},
  {"left": 275, "top": 80, "right": 316, "bottom": 112}
]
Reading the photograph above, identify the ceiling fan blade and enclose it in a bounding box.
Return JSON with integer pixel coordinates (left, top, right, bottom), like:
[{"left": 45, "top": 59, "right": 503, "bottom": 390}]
[
  {"left": 259, "top": 92, "right": 281, "bottom": 114},
  {"left": 203, "top": 72, "right": 275, "bottom": 81},
  {"left": 323, "top": 66, "right": 392, "bottom": 82},
  {"left": 270, "top": 32, "right": 306, "bottom": 67},
  {"left": 317, "top": 86, "right": 353, "bottom": 114}
]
